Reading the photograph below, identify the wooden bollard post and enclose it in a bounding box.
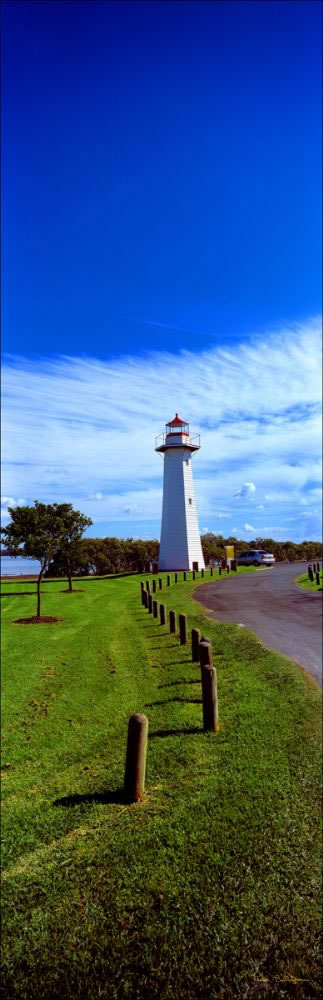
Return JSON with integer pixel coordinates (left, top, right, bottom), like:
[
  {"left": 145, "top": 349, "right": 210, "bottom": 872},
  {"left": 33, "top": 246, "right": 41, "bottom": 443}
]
[
  {"left": 199, "top": 640, "right": 212, "bottom": 667},
  {"left": 148, "top": 593, "right": 153, "bottom": 613},
  {"left": 183, "top": 571, "right": 186, "bottom": 581},
  {"left": 210, "top": 567, "right": 213, "bottom": 577},
  {"left": 201, "top": 568, "right": 205, "bottom": 578},
  {"left": 201, "top": 666, "right": 218, "bottom": 732},
  {"left": 175, "top": 573, "right": 178, "bottom": 583},
  {"left": 160, "top": 603, "right": 166, "bottom": 625},
  {"left": 192, "top": 570, "right": 196, "bottom": 581},
  {"left": 227, "top": 565, "right": 230, "bottom": 574},
  {"left": 153, "top": 599, "right": 158, "bottom": 618},
  {"left": 191, "top": 627, "right": 201, "bottom": 662},
  {"left": 315, "top": 571, "right": 320, "bottom": 585},
  {"left": 159, "top": 578, "right": 163, "bottom": 590},
  {"left": 146, "top": 581, "right": 150, "bottom": 594},
  {"left": 167, "top": 575, "right": 170, "bottom": 586},
  {"left": 218, "top": 565, "right": 222, "bottom": 576},
  {"left": 179, "top": 613, "right": 187, "bottom": 645},
  {"left": 142, "top": 589, "right": 147, "bottom": 608},
  {"left": 308, "top": 566, "right": 314, "bottom": 582},
  {"left": 152, "top": 579, "right": 157, "bottom": 593},
  {"left": 232, "top": 559, "right": 237, "bottom": 572},
  {"left": 169, "top": 610, "right": 176, "bottom": 634},
  {"left": 140, "top": 581, "right": 144, "bottom": 594},
  {"left": 124, "top": 713, "right": 149, "bottom": 802}
]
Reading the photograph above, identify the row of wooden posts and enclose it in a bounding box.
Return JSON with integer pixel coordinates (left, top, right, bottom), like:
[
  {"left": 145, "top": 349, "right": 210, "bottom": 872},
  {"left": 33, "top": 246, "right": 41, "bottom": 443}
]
[
  {"left": 125, "top": 561, "right": 322, "bottom": 802},
  {"left": 308, "top": 563, "right": 321, "bottom": 584},
  {"left": 146, "top": 563, "right": 236, "bottom": 593},
  {"left": 123, "top": 581, "right": 219, "bottom": 803}
]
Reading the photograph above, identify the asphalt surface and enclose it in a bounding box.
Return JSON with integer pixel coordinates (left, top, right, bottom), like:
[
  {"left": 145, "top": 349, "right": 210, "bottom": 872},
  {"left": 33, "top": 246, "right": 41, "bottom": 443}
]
[{"left": 194, "top": 562, "right": 322, "bottom": 686}]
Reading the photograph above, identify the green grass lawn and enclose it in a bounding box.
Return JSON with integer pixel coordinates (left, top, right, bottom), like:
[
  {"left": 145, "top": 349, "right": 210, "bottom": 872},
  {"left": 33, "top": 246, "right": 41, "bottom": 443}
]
[
  {"left": 295, "top": 571, "right": 323, "bottom": 592},
  {"left": 1, "top": 569, "right": 321, "bottom": 1000}
]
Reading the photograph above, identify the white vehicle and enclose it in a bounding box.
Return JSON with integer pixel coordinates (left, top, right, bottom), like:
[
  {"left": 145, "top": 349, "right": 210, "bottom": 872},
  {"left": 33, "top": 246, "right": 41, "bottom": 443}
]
[{"left": 236, "top": 549, "right": 275, "bottom": 567}]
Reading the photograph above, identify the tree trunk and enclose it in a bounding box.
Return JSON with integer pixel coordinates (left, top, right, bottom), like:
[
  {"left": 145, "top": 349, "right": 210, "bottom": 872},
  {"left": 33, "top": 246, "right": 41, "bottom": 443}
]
[
  {"left": 68, "top": 567, "right": 73, "bottom": 592},
  {"left": 37, "top": 570, "right": 44, "bottom": 617}
]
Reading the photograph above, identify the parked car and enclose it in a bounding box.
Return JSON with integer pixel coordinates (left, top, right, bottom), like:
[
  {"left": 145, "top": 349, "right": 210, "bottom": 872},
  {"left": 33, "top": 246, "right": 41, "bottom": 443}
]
[{"left": 236, "top": 549, "right": 275, "bottom": 567}]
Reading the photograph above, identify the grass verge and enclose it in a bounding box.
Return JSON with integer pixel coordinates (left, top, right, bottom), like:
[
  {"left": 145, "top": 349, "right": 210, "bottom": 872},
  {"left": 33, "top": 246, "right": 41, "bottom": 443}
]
[
  {"left": 1, "top": 570, "right": 322, "bottom": 999},
  {"left": 294, "top": 571, "right": 322, "bottom": 593}
]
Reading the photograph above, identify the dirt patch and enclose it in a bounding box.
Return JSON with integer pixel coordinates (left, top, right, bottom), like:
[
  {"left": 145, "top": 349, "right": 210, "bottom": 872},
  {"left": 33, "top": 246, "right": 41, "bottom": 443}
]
[
  {"left": 14, "top": 616, "right": 63, "bottom": 625},
  {"left": 60, "top": 589, "right": 84, "bottom": 593},
  {"left": 1, "top": 575, "right": 38, "bottom": 581}
]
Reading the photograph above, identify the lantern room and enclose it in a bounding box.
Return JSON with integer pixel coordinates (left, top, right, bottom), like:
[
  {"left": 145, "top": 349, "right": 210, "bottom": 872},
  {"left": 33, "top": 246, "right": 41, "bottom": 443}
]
[
  {"left": 166, "top": 413, "right": 189, "bottom": 438},
  {"left": 155, "top": 414, "right": 200, "bottom": 453}
]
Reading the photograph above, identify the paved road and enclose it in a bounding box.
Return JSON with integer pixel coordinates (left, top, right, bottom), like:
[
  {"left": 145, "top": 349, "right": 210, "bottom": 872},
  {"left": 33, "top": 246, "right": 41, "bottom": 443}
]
[{"left": 194, "top": 562, "right": 322, "bottom": 685}]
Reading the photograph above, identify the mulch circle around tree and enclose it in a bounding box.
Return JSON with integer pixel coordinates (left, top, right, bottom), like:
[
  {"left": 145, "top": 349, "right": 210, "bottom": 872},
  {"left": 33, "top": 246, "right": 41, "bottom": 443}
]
[{"left": 14, "top": 616, "right": 63, "bottom": 625}]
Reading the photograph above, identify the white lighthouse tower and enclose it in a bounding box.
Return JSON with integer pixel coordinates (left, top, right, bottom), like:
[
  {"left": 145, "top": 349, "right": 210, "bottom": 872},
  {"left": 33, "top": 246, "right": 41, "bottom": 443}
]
[{"left": 155, "top": 414, "right": 205, "bottom": 572}]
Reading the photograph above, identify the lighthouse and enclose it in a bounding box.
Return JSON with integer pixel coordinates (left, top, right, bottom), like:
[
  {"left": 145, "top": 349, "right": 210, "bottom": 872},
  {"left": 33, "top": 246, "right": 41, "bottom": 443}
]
[{"left": 155, "top": 414, "right": 205, "bottom": 572}]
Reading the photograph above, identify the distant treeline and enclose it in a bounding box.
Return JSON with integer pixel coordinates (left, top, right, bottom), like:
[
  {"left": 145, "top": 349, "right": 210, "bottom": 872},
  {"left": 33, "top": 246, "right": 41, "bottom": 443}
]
[
  {"left": 46, "top": 537, "right": 160, "bottom": 577},
  {"left": 200, "top": 533, "right": 322, "bottom": 565},
  {"left": 45, "top": 533, "right": 322, "bottom": 577}
]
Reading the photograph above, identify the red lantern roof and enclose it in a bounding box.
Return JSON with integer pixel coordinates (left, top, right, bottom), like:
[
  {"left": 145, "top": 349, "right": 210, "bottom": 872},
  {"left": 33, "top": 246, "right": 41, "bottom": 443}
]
[{"left": 166, "top": 413, "right": 188, "bottom": 427}]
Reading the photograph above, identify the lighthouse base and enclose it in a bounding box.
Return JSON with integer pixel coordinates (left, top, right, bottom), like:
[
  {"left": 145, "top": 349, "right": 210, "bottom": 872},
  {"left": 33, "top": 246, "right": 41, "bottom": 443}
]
[{"left": 158, "top": 558, "right": 203, "bottom": 572}]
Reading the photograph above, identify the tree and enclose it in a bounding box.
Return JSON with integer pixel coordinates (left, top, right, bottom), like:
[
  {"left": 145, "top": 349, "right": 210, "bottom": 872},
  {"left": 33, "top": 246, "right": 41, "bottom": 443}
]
[
  {"left": 52, "top": 505, "right": 92, "bottom": 590},
  {"left": 1, "top": 501, "right": 92, "bottom": 617},
  {"left": 201, "top": 533, "right": 226, "bottom": 564}
]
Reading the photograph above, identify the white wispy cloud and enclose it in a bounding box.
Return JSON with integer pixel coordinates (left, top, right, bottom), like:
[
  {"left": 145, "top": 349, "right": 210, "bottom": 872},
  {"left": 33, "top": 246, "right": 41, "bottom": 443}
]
[
  {"left": 1, "top": 496, "right": 25, "bottom": 506},
  {"left": 1, "top": 316, "right": 322, "bottom": 542},
  {"left": 1, "top": 495, "right": 26, "bottom": 523},
  {"left": 233, "top": 482, "right": 256, "bottom": 498}
]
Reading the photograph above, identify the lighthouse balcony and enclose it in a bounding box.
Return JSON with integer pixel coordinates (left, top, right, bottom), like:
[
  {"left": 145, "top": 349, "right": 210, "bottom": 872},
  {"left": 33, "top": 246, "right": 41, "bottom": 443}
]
[{"left": 155, "top": 432, "right": 200, "bottom": 452}]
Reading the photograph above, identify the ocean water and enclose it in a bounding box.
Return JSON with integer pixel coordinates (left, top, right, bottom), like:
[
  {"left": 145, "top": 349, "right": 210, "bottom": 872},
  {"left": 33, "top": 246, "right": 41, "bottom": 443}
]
[{"left": 1, "top": 555, "right": 41, "bottom": 576}]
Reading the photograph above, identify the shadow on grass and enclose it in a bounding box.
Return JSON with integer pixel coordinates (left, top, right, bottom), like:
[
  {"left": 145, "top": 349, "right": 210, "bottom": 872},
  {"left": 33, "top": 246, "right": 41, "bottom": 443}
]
[
  {"left": 162, "top": 659, "right": 192, "bottom": 666},
  {"left": 145, "top": 696, "right": 201, "bottom": 707},
  {"left": 53, "top": 788, "right": 126, "bottom": 808},
  {"left": 134, "top": 618, "right": 156, "bottom": 624},
  {"left": 149, "top": 726, "right": 201, "bottom": 739},
  {"left": 144, "top": 632, "right": 172, "bottom": 638},
  {"left": 1, "top": 591, "right": 41, "bottom": 598},
  {"left": 149, "top": 643, "right": 180, "bottom": 649},
  {"left": 158, "top": 678, "right": 200, "bottom": 688}
]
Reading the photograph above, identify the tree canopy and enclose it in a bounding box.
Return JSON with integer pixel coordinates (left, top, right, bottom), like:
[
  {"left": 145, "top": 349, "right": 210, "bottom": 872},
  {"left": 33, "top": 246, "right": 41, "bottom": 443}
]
[
  {"left": 1, "top": 502, "right": 92, "bottom": 616},
  {"left": 50, "top": 505, "right": 92, "bottom": 591}
]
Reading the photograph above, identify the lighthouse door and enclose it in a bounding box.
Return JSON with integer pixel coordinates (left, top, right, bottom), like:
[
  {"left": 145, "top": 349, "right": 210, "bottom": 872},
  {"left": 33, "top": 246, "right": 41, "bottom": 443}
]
[{"left": 192, "top": 561, "right": 199, "bottom": 571}]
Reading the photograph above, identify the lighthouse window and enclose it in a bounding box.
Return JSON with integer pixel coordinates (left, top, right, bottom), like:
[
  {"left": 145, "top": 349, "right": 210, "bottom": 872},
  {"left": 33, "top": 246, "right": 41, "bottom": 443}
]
[
  {"left": 188, "top": 498, "right": 192, "bottom": 504},
  {"left": 186, "top": 460, "right": 189, "bottom": 465}
]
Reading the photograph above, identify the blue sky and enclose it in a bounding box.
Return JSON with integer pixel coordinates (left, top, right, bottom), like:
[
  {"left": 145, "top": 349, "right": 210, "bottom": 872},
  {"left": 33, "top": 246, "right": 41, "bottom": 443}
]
[{"left": 2, "top": 1, "right": 322, "bottom": 543}]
